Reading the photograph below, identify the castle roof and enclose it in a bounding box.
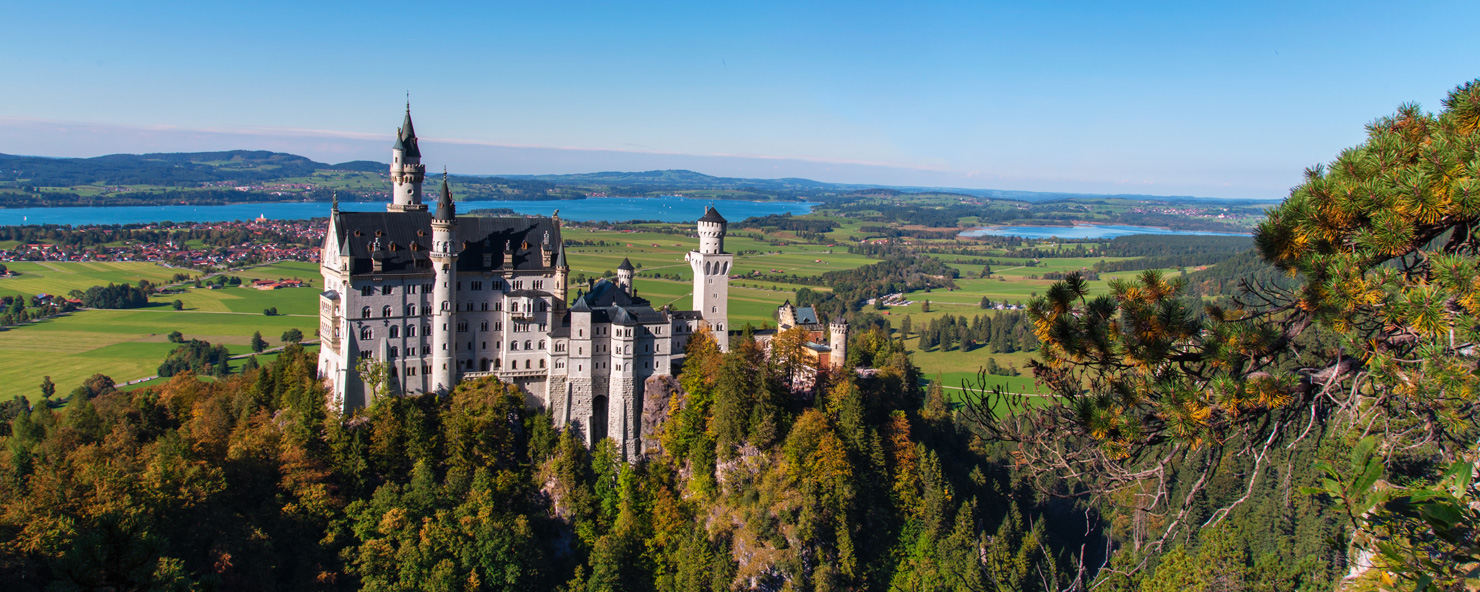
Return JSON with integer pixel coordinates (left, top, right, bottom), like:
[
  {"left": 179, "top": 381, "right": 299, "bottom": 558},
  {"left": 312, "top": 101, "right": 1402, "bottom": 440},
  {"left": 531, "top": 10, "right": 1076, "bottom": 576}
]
[
  {"left": 618, "top": 257, "right": 634, "bottom": 271},
  {"left": 794, "top": 306, "right": 819, "bottom": 325},
  {"left": 699, "top": 206, "right": 727, "bottom": 224},
  {"left": 569, "top": 279, "right": 670, "bottom": 325},
  {"left": 433, "top": 176, "right": 456, "bottom": 222},
  {"left": 332, "top": 211, "right": 562, "bottom": 276},
  {"left": 393, "top": 108, "right": 421, "bottom": 158}
]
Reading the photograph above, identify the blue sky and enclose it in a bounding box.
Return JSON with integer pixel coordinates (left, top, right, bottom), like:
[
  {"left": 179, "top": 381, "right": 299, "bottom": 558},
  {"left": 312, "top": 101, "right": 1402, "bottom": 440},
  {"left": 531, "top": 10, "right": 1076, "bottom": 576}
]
[{"left": 2, "top": 1, "right": 1477, "bottom": 199}]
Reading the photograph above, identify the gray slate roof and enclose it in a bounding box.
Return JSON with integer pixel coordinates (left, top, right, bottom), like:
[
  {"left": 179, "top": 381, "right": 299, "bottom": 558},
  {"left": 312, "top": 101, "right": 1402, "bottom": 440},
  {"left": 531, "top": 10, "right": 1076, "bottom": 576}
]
[{"left": 335, "top": 211, "right": 562, "bottom": 276}]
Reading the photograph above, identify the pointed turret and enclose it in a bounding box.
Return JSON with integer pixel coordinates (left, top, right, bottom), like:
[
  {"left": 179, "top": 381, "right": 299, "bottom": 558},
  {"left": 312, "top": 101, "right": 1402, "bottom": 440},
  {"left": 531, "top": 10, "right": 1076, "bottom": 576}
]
[
  {"left": 433, "top": 172, "right": 456, "bottom": 223},
  {"left": 389, "top": 103, "right": 427, "bottom": 211},
  {"left": 393, "top": 105, "right": 421, "bottom": 158},
  {"left": 616, "top": 257, "right": 635, "bottom": 293}
]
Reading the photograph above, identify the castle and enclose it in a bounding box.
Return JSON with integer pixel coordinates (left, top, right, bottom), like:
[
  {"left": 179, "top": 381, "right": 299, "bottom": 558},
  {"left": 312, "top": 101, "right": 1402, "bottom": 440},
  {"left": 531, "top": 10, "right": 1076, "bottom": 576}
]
[{"left": 316, "top": 106, "right": 845, "bottom": 456}]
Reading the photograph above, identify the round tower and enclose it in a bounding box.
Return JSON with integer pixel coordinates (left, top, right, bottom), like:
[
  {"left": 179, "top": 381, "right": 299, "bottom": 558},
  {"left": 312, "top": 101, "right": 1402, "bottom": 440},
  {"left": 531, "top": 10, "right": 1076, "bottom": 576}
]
[
  {"left": 697, "top": 206, "right": 727, "bottom": 254},
  {"left": 616, "top": 257, "right": 635, "bottom": 293},
  {"left": 389, "top": 104, "right": 427, "bottom": 212},
  {"left": 828, "top": 319, "right": 849, "bottom": 368},
  {"left": 430, "top": 174, "right": 458, "bottom": 392}
]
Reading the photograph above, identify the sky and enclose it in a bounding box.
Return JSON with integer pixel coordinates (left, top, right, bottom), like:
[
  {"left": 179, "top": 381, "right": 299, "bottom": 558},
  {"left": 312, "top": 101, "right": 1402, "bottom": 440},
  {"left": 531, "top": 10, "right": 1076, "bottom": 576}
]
[{"left": 1, "top": 0, "right": 1477, "bottom": 199}]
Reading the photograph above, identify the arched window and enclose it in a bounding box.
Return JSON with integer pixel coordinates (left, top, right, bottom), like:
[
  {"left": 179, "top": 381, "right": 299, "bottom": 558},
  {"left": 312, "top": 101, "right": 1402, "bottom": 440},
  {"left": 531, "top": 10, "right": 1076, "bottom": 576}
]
[
  {"left": 494, "top": 359, "right": 501, "bottom": 369},
  {"left": 538, "top": 340, "right": 546, "bottom": 350},
  {"left": 722, "top": 261, "right": 729, "bottom": 274},
  {"left": 360, "top": 327, "right": 372, "bottom": 340},
  {"left": 538, "top": 300, "right": 548, "bottom": 312},
  {"left": 539, "top": 359, "right": 546, "bottom": 368},
  {"left": 389, "top": 326, "right": 399, "bottom": 338},
  {"left": 510, "top": 341, "right": 519, "bottom": 351},
  {"left": 389, "top": 346, "right": 398, "bottom": 358},
  {"left": 407, "top": 325, "right": 417, "bottom": 337},
  {"left": 441, "top": 301, "right": 449, "bottom": 311},
  {"left": 361, "top": 306, "right": 371, "bottom": 318},
  {"left": 382, "top": 305, "right": 392, "bottom": 318},
  {"left": 711, "top": 306, "right": 717, "bottom": 313},
  {"left": 524, "top": 340, "right": 532, "bottom": 350},
  {"left": 524, "top": 359, "right": 531, "bottom": 369},
  {"left": 404, "top": 304, "right": 414, "bottom": 316}
]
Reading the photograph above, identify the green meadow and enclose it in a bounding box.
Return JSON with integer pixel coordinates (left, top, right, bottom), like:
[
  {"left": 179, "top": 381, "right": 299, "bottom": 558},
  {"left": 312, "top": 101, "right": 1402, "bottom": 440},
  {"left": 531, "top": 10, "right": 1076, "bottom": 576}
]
[{"left": 0, "top": 261, "right": 181, "bottom": 299}]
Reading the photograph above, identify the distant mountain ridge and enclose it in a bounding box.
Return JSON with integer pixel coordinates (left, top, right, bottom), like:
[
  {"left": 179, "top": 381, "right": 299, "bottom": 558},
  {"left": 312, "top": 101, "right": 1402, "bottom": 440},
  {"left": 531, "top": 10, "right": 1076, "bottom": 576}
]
[{"left": 0, "top": 150, "right": 1279, "bottom": 207}]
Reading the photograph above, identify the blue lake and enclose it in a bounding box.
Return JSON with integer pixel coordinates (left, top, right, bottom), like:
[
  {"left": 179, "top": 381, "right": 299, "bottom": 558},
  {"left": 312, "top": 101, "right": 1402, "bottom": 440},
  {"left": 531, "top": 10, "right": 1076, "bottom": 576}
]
[
  {"left": 0, "top": 195, "right": 818, "bottom": 226},
  {"left": 960, "top": 224, "right": 1250, "bottom": 240}
]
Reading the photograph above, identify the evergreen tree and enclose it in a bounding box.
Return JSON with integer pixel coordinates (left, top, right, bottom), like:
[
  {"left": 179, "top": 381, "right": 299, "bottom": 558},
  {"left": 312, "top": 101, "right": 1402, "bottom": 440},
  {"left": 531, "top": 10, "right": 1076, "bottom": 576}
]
[
  {"left": 251, "top": 331, "right": 267, "bottom": 353},
  {"left": 39, "top": 376, "right": 54, "bottom": 400}
]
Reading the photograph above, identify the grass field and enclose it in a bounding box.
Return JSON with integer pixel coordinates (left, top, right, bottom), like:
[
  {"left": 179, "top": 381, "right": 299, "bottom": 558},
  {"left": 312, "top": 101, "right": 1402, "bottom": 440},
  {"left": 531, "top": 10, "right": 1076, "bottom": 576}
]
[
  {"left": 0, "top": 280, "right": 321, "bottom": 402},
  {"left": 0, "top": 261, "right": 182, "bottom": 299}
]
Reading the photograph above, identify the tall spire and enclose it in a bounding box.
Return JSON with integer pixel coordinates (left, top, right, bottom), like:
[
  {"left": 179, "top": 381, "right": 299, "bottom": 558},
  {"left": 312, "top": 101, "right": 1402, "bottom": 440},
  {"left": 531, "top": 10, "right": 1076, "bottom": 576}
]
[
  {"left": 393, "top": 102, "right": 420, "bottom": 158},
  {"left": 433, "top": 168, "right": 456, "bottom": 222}
]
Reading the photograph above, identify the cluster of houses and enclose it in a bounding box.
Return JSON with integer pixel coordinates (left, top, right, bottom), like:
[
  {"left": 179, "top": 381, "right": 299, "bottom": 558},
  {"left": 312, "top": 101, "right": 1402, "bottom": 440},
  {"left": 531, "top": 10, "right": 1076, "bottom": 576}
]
[{"left": 0, "top": 220, "right": 322, "bottom": 269}]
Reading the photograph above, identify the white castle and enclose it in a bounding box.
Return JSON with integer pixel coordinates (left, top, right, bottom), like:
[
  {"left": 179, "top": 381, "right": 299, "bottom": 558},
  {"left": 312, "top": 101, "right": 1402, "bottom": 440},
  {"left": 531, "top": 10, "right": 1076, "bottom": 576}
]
[{"left": 315, "top": 106, "right": 794, "bottom": 457}]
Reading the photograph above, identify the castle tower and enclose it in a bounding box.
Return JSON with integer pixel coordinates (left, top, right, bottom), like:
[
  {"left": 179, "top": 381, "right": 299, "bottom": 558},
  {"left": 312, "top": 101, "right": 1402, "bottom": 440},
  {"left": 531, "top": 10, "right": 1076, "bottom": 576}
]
[
  {"left": 553, "top": 246, "right": 570, "bottom": 308},
  {"left": 686, "top": 207, "right": 732, "bottom": 351},
  {"left": 828, "top": 319, "right": 849, "bottom": 368},
  {"left": 429, "top": 174, "right": 458, "bottom": 392},
  {"left": 389, "top": 104, "right": 428, "bottom": 212},
  {"left": 616, "top": 258, "right": 635, "bottom": 293}
]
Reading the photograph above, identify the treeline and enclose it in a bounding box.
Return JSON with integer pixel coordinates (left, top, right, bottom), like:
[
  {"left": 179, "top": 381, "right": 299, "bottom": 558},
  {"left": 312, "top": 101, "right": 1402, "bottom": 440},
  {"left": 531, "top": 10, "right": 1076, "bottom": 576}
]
[
  {"left": 0, "top": 332, "right": 1099, "bottom": 590},
  {"left": 736, "top": 213, "right": 838, "bottom": 233},
  {"left": 795, "top": 253, "right": 960, "bottom": 320},
  {"left": 79, "top": 283, "right": 149, "bottom": 309},
  {"left": 906, "top": 311, "right": 1038, "bottom": 353},
  {"left": 157, "top": 339, "right": 233, "bottom": 377}
]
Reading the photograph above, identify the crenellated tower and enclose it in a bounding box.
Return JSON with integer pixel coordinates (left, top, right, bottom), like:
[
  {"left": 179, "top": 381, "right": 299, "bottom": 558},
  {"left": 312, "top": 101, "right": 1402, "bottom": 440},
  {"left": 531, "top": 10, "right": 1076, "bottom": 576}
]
[
  {"left": 829, "top": 318, "right": 849, "bottom": 368},
  {"left": 616, "top": 257, "right": 635, "bottom": 294},
  {"left": 686, "top": 206, "right": 732, "bottom": 351},
  {"left": 429, "top": 174, "right": 458, "bottom": 392},
  {"left": 389, "top": 104, "right": 428, "bottom": 212}
]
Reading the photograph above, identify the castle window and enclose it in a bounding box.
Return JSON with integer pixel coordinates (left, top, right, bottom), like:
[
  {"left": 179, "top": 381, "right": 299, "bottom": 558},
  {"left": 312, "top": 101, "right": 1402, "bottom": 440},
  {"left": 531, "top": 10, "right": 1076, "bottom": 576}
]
[
  {"left": 495, "top": 359, "right": 501, "bottom": 369},
  {"left": 578, "top": 365, "right": 583, "bottom": 372},
  {"left": 424, "top": 283, "right": 433, "bottom": 293},
  {"left": 540, "top": 359, "right": 546, "bottom": 368},
  {"left": 511, "top": 341, "right": 519, "bottom": 351},
  {"left": 457, "top": 282, "right": 462, "bottom": 291},
  {"left": 524, "top": 340, "right": 532, "bottom": 350},
  {"left": 578, "top": 330, "right": 583, "bottom": 337},
  {"left": 538, "top": 340, "right": 545, "bottom": 350},
  {"left": 360, "top": 327, "right": 372, "bottom": 340},
  {"left": 407, "top": 325, "right": 417, "bottom": 337},
  {"left": 441, "top": 301, "right": 449, "bottom": 311},
  {"left": 457, "top": 322, "right": 468, "bottom": 333},
  {"left": 389, "top": 326, "right": 400, "bottom": 338},
  {"left": 389, "top": 347, "right": 398, "bottom": 358},
  {"left": 494, "top": 322, "right": 502, "bottom": 331},
  {"left": 578, "top": 347, "right": 583, "bottom": 355},
  {"left": 361, "top": 286, "right": 374, "bottom": 297},
  {"left": 382, "top": 305, "right": 392, "bottom": 318},
  {"left": 538, "top": 300, "right": 548, "bottom": 312},
  {"left": 382, "top": 286, "right": 393, "bottom": 296},
  {"left": 408, "top": 366, "right": 416, "bottom": 376},
  {"left": 404, "top": 304, "right": 414, "bottom": 316},
  {"left": 408, "top": 346, "right": 416, "bottom": 356},
  {"left": 539, "top": 323, "right": 548, "bottom": 332},
  {"left": 525, "top": 360, "right": 531, "bottom": 369},
  {"left": 533, "top": 280, "right": 543, "bottom": 290},
  {"left": 389, "top": 366, "right": 398, "bottom": 377},
  {"left": 482, "top": 341, "right": 487, "bottom": 350},
  {"left": 361, "top": 306, "right": 371, "bottom": 318},
  {"left": 711, "top": 307, "right": 717, "bottom": 313},
  {"left": 408, "top": 284, "right": 418, "bottom": 295},
  {"left": 481, "top": 302, "right": 488, "bottom": 311},
  {"left": 494, "top": 302, "right": 502, "bottom": 311},
  {"left": 472, "top": 281, "right": 483, "bottom": 291},
  {"left": 480, "top": 321, "right": 489, "bottom": 331}
]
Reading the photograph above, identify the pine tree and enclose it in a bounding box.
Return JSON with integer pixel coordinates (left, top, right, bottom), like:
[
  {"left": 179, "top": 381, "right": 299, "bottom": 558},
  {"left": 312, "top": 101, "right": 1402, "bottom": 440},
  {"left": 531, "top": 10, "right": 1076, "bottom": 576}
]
[
  {"left": 39, "top": 376, "right": 54, "bottom": 400},
  {"left": 251, "top": 331, "right": 267, "bottom": 353}
]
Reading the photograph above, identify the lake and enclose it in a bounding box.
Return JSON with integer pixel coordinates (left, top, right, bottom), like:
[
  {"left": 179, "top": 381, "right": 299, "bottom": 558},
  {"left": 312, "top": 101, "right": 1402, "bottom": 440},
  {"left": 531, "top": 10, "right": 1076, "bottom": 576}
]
[
  {"left": 0, "top": 195, "right": 818, "bottom": 226},
  {"left": 960, "top": 224, "right": 1250, "bottom": 240}
]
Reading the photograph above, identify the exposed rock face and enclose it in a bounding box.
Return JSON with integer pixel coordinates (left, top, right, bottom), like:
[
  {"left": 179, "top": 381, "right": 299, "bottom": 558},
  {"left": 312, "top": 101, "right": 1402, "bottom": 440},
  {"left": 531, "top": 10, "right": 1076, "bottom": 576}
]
[{"left": 641, "top": 374, "right": 683, "bottom": 457}]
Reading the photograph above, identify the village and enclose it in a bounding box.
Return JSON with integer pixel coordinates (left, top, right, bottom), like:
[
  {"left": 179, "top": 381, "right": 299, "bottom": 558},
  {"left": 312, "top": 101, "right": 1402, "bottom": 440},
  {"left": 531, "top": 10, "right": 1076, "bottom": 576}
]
[{"left": 0, "top": 218, "right": 321, "bottom": 270}]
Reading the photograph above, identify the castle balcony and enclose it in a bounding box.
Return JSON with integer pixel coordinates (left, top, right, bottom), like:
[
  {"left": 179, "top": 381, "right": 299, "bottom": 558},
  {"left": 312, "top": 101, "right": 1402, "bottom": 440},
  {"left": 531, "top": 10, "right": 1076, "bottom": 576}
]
[{"left": 463, "top": 369, "right": 548, "bottom": 380}]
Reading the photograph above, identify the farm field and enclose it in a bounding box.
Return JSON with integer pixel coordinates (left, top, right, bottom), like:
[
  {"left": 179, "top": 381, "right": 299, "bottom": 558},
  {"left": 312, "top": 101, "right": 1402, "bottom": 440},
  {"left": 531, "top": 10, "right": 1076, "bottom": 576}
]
[
  {"left": 0, "top": 261, "right": 182, "bottom": 298},
  {"left": 0, "top": 290, "right": 320, "bottom": 403}
]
